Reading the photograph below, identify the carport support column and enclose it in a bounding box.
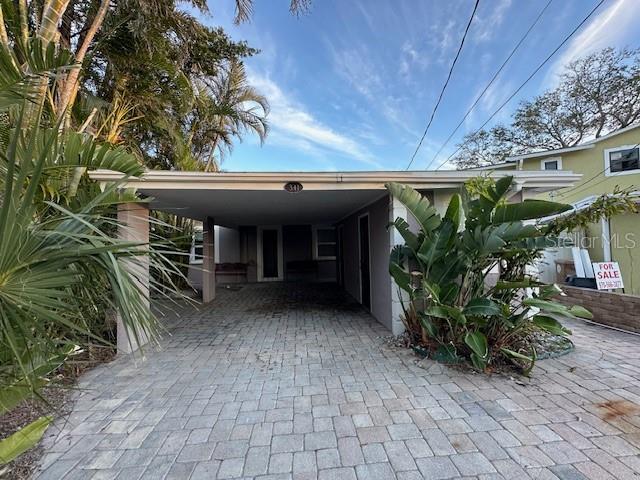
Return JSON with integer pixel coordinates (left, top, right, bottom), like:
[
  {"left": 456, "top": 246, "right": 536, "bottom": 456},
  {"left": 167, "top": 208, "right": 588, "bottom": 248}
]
[
  {"left": 203, "top": 216, "right": 216, "bottom": 302},
  {"left": 389, "top": 195, "right": 408, "bottom": 335},
  {"left": 117, "top": 203, "right": 150, "bottom": 354}
]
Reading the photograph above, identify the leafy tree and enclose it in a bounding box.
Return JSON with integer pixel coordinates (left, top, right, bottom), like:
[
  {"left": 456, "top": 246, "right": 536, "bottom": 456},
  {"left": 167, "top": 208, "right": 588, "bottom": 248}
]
[
  {"left": 453, "top": 47, "right": 640, "bottom": 169},
  {"left": 0, "top": 0, "right": 279, "bottom": 170},
  {"left": 510, "top": 86, "right": 592, "bottom": 150},
  {"left": 453, "top": 126, "right": 516, "bottom": 170},
  {"left": 564, "top": 47, "right": 640, "bottom": 136}
]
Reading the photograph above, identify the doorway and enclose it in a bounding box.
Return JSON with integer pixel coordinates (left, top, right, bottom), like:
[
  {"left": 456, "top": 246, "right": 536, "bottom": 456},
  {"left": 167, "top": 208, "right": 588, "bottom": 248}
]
[
  {"left": 358, "top": 214, "right": 371, "bottom": 310},
  {"left": 257, "top": 226, "right": 283, "bottom": 281}
]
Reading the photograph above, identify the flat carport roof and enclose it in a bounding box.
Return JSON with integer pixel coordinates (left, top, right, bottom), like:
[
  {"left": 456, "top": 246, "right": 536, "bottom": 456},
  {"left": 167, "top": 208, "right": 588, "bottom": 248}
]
[{"left": 90, "top": 170, "right": 581, "bottom": 226}]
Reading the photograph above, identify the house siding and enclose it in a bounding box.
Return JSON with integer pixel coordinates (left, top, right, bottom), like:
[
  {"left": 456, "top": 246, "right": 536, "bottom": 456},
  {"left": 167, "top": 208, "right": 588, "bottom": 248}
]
[
  {"left": 521, "top": 126, "right": 640, "bottom": 295},
  {"left": 339, "top": 195, "right": 393, "bottom": 331}
]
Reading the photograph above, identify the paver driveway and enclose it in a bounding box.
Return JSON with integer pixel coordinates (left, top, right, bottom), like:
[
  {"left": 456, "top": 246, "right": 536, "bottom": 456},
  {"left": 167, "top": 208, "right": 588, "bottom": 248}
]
[{"left": 36, "top": 283, "right": 640, "bottom": 479}]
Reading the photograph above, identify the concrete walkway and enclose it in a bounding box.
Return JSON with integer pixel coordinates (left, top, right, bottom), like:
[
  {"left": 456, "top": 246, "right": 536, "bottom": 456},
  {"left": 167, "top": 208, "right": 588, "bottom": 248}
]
[{"left": 36, "top": 283, "right": 640, "bottom": 479}]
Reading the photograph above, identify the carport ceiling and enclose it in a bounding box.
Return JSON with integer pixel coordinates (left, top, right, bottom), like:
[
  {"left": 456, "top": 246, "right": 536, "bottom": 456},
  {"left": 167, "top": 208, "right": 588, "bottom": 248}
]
[{"left": 141, "top": 188, "right": 386, "bottom": 226}]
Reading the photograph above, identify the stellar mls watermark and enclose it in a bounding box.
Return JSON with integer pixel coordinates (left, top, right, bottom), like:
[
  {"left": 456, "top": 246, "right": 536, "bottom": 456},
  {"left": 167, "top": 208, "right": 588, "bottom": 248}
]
[{"left": 551, "top": 232, "right": 637, "bottom": 250}]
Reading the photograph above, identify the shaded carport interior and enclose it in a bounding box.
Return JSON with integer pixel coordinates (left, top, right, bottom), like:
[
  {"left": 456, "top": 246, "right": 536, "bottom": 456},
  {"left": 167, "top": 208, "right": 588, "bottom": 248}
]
[
  {"left": 91, "top": 170, "right": 582, "bottom": 353},
  {"left": 142, "top": 187, "right": 387, "bottom": 226}
]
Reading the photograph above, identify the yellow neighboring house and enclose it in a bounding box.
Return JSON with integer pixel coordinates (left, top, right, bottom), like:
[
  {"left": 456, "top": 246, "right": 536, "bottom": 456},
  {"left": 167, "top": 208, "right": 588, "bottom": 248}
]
[{"left": 492, "top": 123, "right": 640, "bottom": 294}]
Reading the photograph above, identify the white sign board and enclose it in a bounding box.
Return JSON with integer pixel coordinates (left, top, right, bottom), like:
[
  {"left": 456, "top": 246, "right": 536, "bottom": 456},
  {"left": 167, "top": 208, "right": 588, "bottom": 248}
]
[{"left": 592, "top": 262, "right": 624, "bottom": 290}]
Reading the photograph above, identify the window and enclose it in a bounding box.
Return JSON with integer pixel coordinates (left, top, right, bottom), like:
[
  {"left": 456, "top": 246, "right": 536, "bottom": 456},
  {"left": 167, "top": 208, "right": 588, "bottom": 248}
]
[
  {"left": 190, "top": 231, "right": 203, "bottom": 264},
  {"left": 541, "top": 157, "right": 562, "bottom": 170},
  {"left": 606, "top": 146, "right": 640, "bottom": 175},
  {"left": 313, "top": 226, "right": 337, "bottom": 260}
]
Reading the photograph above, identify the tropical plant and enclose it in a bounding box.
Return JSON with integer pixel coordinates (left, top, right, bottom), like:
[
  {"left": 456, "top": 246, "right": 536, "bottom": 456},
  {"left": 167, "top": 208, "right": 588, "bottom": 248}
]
[
  {"left": 193, "top": 60, "right": 269, "bottom": 171},
  {"left": 387, "top": 176, "right": 593, "bottom": 373},
  {"left": 232, "top": 0, "right": 311, "bottom": 23},
  {"left": 0, "top": 36, "right": 185, "bottom": 469},
  {"left": 1, "top": 0, "right": 271, "bottom": 170}
]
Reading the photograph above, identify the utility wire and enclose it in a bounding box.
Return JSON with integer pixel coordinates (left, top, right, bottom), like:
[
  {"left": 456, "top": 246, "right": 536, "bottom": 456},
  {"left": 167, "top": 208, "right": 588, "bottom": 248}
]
[
  {"left": 558, "top": 141, "right": 640, "bottom": 199},
  {"left": 405, "top": 0, "right": 480, "bottom": 170},
  {"left": 425, "top": 0, "right": 553, "bottom": 171},
  {"left": 433, "top": 0, "right": 608, "bottom": 172}
]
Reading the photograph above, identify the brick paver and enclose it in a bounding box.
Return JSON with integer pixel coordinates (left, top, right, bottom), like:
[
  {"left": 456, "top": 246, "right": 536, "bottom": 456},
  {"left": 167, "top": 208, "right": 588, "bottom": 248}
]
[{"left": 36, "top": 283, "right": 640, "bottom": 479}]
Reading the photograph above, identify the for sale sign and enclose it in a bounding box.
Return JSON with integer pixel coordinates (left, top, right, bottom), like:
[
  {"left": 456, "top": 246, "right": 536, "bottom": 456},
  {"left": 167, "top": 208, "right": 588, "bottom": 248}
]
[{"left": 592, "top": 262, "right": 624, "bottom": 290}]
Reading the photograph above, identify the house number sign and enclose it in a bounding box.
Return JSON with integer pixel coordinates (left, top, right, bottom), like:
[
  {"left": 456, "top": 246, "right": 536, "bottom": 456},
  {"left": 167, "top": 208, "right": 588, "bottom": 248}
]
[{"left": 284, "top": 181, "right": 303, "bottom": 193}]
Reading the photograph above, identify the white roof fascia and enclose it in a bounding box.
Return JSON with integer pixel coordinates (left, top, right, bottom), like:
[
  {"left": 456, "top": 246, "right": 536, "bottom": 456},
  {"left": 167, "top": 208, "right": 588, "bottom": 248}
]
[{"left": 89, "top": 169, "right": 581, "bottom": 192}]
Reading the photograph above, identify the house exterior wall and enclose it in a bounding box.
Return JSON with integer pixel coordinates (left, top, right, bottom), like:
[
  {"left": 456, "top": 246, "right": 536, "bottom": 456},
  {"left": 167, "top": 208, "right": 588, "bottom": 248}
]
[
  {"left": 520, "top": 127, "right": 640, "bottom": 202},
  {"left": 520, "top": 126, "right": 640, "bottom": 295},
  {"left": 216, "top": 227, "right": 240, "bottom": 263},
  {"left": 339, "top": 195, "right": 396, "bottom": 332},
  {"left": 240, "top": 226, "right": 258, "bottom": 283},
  {"left": 610, "top": 213, "right": 640, "bottom": 294}
]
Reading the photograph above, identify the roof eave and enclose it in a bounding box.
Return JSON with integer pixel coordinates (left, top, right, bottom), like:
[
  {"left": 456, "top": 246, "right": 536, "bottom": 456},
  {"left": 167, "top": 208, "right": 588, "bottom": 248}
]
[{"left": 89, "top": 169, "right": 580, "bottom": 192}]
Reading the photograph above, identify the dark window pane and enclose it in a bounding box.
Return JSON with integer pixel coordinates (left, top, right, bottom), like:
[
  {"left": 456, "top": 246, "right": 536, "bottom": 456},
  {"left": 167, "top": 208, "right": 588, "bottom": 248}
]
[
  {"left": 610, "top": 148, "right": 639, "bottom": 173},
  {"left": 318, "top": 244, "right": 336, "bottom": 258},
  {"left": 544, "top": 160, "right": 558, "bottom": 170},
  {"left": 317, "top": 228, "right": 336, "bottom": 242}
]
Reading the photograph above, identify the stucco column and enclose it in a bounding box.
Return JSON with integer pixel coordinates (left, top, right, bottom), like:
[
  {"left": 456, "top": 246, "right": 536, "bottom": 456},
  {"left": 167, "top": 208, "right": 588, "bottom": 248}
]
[
  {"left": 117, "top": 203, "right": 150, "bottom": 354},
  {"left": 389, "top": 195, "right": 408, "bottom": 335},
  {"left": 202, "top": 216, "right": 216, "bottom": 302}
]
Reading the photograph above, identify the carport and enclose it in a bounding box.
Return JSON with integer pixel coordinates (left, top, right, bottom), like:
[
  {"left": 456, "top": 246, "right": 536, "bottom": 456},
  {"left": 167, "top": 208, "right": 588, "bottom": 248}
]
[{"left": 91, "top": 169, "right": 580, "bottom": 353}]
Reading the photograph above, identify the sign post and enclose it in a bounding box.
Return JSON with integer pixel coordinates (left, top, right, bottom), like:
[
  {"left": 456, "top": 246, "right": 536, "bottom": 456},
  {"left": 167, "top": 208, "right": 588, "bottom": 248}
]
[{"left": 592, "top": 262, "right": 624, "bottom": 290}]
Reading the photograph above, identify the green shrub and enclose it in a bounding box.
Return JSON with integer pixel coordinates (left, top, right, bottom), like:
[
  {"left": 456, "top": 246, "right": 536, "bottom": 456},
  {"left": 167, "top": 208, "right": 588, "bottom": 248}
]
[{"left": 387, "top": 176, "right": 592, "bottom": 373}]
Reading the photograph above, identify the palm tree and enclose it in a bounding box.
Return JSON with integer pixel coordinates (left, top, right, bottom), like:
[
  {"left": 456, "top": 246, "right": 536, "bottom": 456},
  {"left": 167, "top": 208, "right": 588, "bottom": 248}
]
[
  {"left": 197, "top": 60, "right": 269, "bottom": 172},
  {"left": 233, "top": 0, "right": 311, "bottom": 23},
  {"left": 0, "top": 37, "right": 186, "bottom": 468}
]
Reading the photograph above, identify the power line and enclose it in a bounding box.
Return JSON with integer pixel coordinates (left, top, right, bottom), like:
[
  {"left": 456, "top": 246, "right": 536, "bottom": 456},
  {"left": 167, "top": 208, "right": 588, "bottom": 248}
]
[
  {"left": 424, "top": 0, "right": 553, "bottom": 171},
  {"left": 405, "top": 0, "right": 480, "bottom": 170},
  {"left": 433, "top": 0, "right": 608, "bottom": 172}
]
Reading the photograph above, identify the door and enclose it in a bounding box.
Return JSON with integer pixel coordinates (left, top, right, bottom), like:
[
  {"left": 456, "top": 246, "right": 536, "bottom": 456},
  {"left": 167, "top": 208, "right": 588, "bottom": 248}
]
[
  {"left": 337, "top": 225, "right": 345, "bottom": 287},
  {"left": 263, "top": 229, "right": 279, "bottom": 278},
  {"left": 358, "top": 214, "right": 371, "bottom": 310},
  {"left": 258, "top": 226, "right": 283, "bottom": 281}
]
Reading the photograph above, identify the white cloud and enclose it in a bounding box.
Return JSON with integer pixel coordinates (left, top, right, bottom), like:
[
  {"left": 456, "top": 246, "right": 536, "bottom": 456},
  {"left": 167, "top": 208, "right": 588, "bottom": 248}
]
[
  {"left": 472, "top": 0, "right": 512, "bottom": 43},
  {"left": 247, "top": 70, "right": 382, "bottom": 169},
  {"left": 327, "top": 42, "right": 419, "bottom": 139},
  {"left": 545, "top": 0, "right": 640, "bottom": 85}
]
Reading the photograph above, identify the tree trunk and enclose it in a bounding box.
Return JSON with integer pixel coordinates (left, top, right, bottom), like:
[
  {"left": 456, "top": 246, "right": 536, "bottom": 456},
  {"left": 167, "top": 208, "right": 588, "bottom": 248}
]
[
  {"left": 39, "top": 0, "right": 71, "bottom": 42},
  {"left": 57, "top": 0, "right": 110, "bottom": 123},
  {"left": 0, "top": 5, "right": 10, "bottom": 48}
]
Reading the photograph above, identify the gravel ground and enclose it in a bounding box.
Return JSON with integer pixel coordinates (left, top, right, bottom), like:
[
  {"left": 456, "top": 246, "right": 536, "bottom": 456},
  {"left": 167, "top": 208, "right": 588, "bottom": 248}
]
[{"left": 0, "top": 347, "right": 115, "bottom": 479}]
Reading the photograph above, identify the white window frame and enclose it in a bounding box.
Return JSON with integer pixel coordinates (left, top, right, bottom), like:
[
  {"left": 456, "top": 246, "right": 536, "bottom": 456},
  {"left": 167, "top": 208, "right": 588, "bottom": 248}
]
[
  {"left": 189, "top": 230, "right": 204, "bottom": 265},
  {"left": 604, "top": 145, "right": 640, "bottom": 177},
  {"left": 541, "top": 157, "right": 562, "bottom": 171},
  {"left": 312, "top": 225, "right": 337, "bottom": 260}
]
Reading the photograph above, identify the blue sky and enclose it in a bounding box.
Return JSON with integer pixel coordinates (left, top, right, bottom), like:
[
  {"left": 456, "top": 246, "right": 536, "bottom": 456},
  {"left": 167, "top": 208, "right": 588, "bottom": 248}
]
[{"left": 198, "top": 0, "right": 640, "bottom": 172}]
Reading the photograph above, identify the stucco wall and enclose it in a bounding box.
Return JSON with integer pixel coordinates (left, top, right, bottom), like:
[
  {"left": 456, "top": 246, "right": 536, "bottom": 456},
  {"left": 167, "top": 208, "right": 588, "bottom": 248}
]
[{"left": 339, "top": 195, "right": 393, "bottom": 331}]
